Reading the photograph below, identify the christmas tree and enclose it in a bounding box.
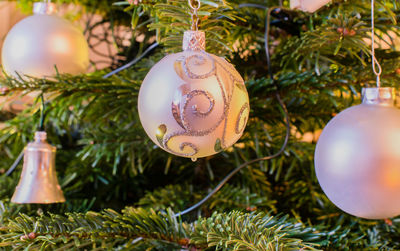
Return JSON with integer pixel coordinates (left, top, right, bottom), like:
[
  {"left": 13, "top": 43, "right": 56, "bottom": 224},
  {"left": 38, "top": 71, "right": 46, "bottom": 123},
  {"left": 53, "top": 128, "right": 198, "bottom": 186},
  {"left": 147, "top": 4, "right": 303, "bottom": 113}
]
[{"left": 0, "top": 0, "right": 400, "bottom": 249}]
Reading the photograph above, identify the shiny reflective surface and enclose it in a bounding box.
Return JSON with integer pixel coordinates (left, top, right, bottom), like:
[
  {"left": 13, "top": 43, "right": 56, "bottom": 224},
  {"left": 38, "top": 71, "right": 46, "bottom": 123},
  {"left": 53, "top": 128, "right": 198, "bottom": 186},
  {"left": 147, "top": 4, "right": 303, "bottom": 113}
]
[
  {"left": 138, "top": 31, "right": 249, "bottom": 159},
  {"left": 1, "top": 4, "right": 89, "bottom": 79},
  {"left": 315, "top": 87, "right": 400, "bottom": 219},
  {"left": 11, "top": 131, "right": 65, "bottom": 204}
]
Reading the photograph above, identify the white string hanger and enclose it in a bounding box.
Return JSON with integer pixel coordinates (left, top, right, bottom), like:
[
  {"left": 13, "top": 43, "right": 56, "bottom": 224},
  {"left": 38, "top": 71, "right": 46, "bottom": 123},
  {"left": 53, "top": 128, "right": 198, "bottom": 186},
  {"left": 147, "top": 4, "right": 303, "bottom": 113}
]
[
  {"left": 189, "top": 0, "right": 200, "bottom": 31},
  {"left": 371, "top": 0, "right": 382, "bottom": 88}
]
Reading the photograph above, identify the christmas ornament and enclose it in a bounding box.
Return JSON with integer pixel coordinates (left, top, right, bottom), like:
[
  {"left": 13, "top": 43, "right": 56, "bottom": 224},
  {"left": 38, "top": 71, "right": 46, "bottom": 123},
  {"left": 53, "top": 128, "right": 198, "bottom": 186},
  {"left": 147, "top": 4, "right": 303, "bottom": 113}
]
[
  {"left": 12, "top": 131, "right": 65, "bottom": 204},
  {"left": 313, "top": 0, "right": 400, "bottom": 220},
  {"left": 315, "top": 87, "right": 400, "bottom": 219},
  {"left": 138, "top": 1, "right": 249, "bottom": 160},
  {"left": 138, "top": 31, "right": 250, "bottom": 159},
  {"left": 1, "top": 2, "right": 89, "bottom": 79},
  {"left": 290, "top": 0, "right": 331, "bottom": 13}
]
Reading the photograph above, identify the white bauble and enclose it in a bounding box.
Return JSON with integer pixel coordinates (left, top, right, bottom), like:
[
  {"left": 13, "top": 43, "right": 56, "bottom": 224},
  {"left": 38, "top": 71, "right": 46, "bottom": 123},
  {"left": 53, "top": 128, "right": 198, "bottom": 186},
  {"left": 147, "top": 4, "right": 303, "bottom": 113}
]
[
  {"left": 290, "top": 0, "right": 331, "bottom": 13},
  {"left": 315, "top": 87, "right": 400, "bottom": 219},
  {"left": 1, "top": 2, "right": 89, "bottom": 78},
  {"left": 138, "top": 31, "right": 250, "bottom": 159}
]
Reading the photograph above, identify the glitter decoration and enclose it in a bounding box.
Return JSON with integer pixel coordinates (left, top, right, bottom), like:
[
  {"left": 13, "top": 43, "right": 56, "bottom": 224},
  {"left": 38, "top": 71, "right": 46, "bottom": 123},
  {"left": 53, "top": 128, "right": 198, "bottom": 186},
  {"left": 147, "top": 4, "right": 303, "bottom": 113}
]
[{"left": 138, "top": 31, "right": 250, "bottom": 158}]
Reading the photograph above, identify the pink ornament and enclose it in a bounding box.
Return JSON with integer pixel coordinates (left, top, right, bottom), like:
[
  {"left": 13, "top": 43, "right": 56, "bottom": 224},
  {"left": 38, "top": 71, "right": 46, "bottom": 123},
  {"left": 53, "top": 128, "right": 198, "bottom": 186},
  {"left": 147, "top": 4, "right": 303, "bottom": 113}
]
[
  {"left": 290, "top": 0, "right": 331, "bottom": 13},
  {"left": 1, "top": 2, "right": 89, "bottom": 79},
  {"left": 138, "top": 31, "right": 249, "bottom": 159},
  {"left": 315, "top": 88, "right": 400, "bottom": 219}
]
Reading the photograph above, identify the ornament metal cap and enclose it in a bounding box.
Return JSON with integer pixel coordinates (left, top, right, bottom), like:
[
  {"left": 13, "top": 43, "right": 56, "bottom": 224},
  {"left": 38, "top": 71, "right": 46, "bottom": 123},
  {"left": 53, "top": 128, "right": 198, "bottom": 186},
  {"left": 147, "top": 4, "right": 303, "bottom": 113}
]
[
  {"left": 11, "top": 131, "right": 65, "bottom": 204},
  {"left": 362, "top": 87, "right": 395, "bottom": 106},
  {"left": 182, "top": 30, "right": 206, "bottom": 51},
  {"left": 33, "top": 2, "right": 57, "bottom": 15}
]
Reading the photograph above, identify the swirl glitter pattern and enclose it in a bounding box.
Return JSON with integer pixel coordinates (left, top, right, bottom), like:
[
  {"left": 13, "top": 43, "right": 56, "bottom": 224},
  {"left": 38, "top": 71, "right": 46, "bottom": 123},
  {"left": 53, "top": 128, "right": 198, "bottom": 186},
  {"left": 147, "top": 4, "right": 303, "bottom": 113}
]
[{"left": 158, "top": 51, "right": 249, "bottom": 157}]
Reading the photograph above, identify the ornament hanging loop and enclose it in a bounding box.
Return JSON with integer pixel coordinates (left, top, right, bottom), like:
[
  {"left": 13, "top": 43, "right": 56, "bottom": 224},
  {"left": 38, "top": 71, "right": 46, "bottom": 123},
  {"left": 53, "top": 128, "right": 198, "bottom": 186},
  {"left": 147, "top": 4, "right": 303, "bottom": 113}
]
[
  {"left": 370, "top": 0, "right": 382, "bottom": 88},
  {"left": 189, "top": 0, "right": 200, "bottom": 31}
]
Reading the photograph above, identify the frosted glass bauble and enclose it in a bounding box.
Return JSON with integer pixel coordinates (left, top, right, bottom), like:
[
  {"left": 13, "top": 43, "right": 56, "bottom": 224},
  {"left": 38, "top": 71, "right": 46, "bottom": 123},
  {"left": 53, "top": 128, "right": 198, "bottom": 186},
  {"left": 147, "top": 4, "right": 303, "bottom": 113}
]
[
  {"left": 290, "top": 0, "right": 331, "bottom": 13},
  {"left": 138, "top": 31, "right": 250, "bottom": 159},
  {"left": 1, "top": 3, "right": 89, "bottom": 78},
  {"left": 315, "top": 87, "right": 400, "bottom": 219}
]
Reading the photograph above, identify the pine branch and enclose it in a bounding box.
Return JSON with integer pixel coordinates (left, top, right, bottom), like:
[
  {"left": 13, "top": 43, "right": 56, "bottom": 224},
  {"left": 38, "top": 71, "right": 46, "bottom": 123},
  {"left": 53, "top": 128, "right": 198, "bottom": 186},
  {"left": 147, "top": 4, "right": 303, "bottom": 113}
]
[
  {"left": 145, "top": 0, "right": 244, "bottom": 54},
  {"left": 0, "top": 208, "right": 189, "bottom": 250},
  {"left": 191, "top": 211, "right": 322, "bottom": 250},
  {"left": 0, "top": 205, "right": 323, "bottom": 250}
]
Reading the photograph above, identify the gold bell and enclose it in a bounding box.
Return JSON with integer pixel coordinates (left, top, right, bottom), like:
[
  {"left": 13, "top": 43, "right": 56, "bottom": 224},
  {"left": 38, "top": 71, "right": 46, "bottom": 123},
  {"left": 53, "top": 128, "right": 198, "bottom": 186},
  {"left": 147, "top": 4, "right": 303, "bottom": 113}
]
[{"left": 11, "top": 131, "right": 65, "bottom": 204}]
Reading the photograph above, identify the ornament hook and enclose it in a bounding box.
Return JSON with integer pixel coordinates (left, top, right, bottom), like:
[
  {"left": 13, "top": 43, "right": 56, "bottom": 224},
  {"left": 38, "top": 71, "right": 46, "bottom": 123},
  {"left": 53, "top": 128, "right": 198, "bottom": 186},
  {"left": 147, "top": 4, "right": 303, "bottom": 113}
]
[
  {"left": 188, "top": 0, "right": 201, "bottom": 31},
  {"left": 370, "top": 0, "right": 382, "bottom": 88}
]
